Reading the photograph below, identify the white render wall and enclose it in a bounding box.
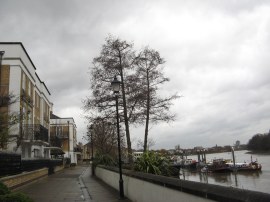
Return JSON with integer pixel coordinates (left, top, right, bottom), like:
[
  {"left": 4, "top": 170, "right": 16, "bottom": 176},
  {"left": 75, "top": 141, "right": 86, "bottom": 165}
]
[
  {"left": 1, "top": 43, "right": 51, "bottom": 105},
  {"left": 7, "top": 66, "right": 21, "bottom": 151},
  {"left": 95, "top": 167, "right": 213, "bottom": 202},
  {"left": 50, "top": 118, "right": 78, "bottom": 164},
  {"left": 1, "top": 43, "right": 52, "bottom": 155}
]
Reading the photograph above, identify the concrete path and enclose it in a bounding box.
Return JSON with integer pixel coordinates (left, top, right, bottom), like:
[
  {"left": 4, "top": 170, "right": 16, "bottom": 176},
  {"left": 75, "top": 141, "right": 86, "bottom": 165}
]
[{"left": 17, "top": 165, "right": 132, "bottom": 202}]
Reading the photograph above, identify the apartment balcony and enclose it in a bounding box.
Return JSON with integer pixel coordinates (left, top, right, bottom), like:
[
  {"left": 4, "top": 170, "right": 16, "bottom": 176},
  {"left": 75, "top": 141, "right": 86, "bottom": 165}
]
[
  {"left": 21, "top": 89, "right": 33, "bottom": 107},
  {"left": 22, "top": 124, "right": 49, "bottom": 142},
  {"left": 56, "top": 133, "right": 69, "bottom": 139},
  {"left": 50, "top": 136, "right": 62, "bottom": 148},
  {"left": 74, "top": 147, "right": 82, "bottom": 153},
  {"left": 0, "top": 95, "right": 10, "bottom": 107}
]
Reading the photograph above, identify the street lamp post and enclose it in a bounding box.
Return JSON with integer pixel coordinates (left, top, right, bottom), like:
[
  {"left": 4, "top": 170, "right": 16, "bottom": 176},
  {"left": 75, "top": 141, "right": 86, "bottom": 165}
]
[
  {"left": 90, "top": 124, "right": 95, "bottom": 176},
  {"left": 67, "top": 121, "right": 70, "bottom": 160},
  {"left": 111, "top": 76, "right": 124, "bottom": 199},
  {"left": 0, "top": 51, "right": 5, "bottom": 90}
]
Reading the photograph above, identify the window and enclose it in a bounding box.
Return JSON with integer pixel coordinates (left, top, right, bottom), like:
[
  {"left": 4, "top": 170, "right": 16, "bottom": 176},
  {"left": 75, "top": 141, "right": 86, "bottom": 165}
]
[
  {"left": 28, "top": 80, "right": 32, "bottom": 96},
  {"left": 35, "top": 92, "right": 40, "bottom": 108},
  {"left": 22, "top": 73, "right": 26, "bottom": 90},
  {"left": 33, "top": 149, "right": 39, "bottom": 158}
]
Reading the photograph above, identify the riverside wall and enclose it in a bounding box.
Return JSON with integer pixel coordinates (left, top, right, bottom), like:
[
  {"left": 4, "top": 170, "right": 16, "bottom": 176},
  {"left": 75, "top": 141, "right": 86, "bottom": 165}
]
[{"left": 96, "top": 166, "right": 270, "bottom": 202}]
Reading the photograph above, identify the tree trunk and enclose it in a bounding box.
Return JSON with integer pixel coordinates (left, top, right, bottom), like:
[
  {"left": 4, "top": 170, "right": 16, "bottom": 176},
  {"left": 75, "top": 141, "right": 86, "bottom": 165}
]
[
  {"left": 119, "top": 59, "right": 133, "bottom": 164},
  {"left": 144, "top": 70, "right": 150, "bottom": 152}
]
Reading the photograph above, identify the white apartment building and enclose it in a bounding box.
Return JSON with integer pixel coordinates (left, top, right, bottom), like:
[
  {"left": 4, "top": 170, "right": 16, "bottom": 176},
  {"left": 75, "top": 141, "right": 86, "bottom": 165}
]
[
  {"left": 0, "top": 42, "right": 51, "bottom": 159},
  {"left": 50, "top": 115, "right": 79, "bottom": 164}
]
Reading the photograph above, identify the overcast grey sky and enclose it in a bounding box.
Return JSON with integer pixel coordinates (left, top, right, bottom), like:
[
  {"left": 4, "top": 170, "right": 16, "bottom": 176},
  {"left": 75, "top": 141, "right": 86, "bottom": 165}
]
[{"left": 1, "top": 0, "right": 270, "bottom": 149}]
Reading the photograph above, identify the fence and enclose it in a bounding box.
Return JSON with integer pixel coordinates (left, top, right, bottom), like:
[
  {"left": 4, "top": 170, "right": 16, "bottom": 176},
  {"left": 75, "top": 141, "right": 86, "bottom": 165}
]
[
  {"left": 0, "top": 152, "right": 21, "bottom": 176},
  {"left": 0, "top": 152, "right": 63, "bottom": 176},
  {"left": 22, "top": 159, "right": 63, "bottom": 174}
]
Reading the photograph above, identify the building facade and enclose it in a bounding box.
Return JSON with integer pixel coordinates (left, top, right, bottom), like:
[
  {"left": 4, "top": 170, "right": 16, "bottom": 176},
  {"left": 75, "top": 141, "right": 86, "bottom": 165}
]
[
  {"left": 0, "top": 42, "right": 51, "bottom": 158},
  {"left": 82, "top": 142, "right": 92, "bottom": 161},
  {"left": 50, "top": 114, "right": 79, "bottom": 164}
]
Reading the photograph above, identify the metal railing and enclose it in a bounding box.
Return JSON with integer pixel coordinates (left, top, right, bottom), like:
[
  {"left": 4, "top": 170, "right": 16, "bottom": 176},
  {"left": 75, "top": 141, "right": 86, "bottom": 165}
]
[
  {"left": 56, "top": 133, "right": 69, "bottom": 139},
  {"left": 22, "top": 124, "right": 49, "bottom": 142},
  {"left": 74, "top": 147, "right": 83, "bottom": 153},
  {"left": 50, "top": 136, "right": 62, "bottom": 147}
]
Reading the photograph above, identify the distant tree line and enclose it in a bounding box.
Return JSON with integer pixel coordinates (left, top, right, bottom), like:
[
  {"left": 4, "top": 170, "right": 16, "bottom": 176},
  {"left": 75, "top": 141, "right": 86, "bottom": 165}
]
[{"left": 247, "top": 131, "right": 270, "bottom": 151}]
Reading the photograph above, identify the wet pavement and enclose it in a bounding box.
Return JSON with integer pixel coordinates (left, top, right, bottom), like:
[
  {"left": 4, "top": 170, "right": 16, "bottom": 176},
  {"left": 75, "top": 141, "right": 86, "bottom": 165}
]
[{"left": 17, "top": 164, "right": 132, "bottom": 202}]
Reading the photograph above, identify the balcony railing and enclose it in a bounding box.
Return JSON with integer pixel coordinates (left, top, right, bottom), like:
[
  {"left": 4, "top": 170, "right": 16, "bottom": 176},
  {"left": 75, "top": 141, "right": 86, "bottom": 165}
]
[
  {"left": 50, "top": 136, "right": 62, "bottom": 148},
  {"left": 0, "top": 95, "right": 10, "bottom": 107},
  {"left": 21, "top": 90, "right": 33, "bottom": 107},
  {"left": 22, "top": 124, "right": 49, "bottom": 142},
  {"left": 74, "top": 147, "right": 83, "bottom": 153},
  {"left": 56, "top": 133, "right": 69, "bottom": 139}
]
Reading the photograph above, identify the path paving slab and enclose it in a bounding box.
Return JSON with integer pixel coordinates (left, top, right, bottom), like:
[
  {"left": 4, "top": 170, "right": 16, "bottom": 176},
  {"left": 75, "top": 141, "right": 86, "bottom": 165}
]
[{"left": 17, "top": 165, "right": 132, "bottom": 202}]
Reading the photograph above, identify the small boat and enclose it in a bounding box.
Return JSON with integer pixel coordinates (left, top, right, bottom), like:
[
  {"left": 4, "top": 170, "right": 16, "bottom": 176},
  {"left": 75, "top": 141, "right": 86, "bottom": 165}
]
[
  {"left": 227, "top": 161, "right": 262, "bottom": 172},
  {"left": 202, "top": 159, "right": 262, "bottom": 173},
  {"left": 179, "top": 158, "right": 197, "bottom": 169},
  {"left": 172, "top": 158, "right": 197, "bottom": 169},
  {"left": 204, "top": 159, "right": 232, "bottom": 173}
]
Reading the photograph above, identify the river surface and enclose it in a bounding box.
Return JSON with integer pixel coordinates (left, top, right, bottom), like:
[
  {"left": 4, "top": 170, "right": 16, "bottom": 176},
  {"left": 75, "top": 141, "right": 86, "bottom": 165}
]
[{"left": 179, "top": 150, "right": 270, "bottom": 194}]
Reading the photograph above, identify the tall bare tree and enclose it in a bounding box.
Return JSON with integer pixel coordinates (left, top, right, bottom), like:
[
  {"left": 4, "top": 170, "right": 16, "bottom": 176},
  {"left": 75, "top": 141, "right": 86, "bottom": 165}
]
[
  {"left": 84, "top": 36, "right": 180, "bottom": 160},
  {"left": 134, "top": 47, "right": 179, "bottom": 152},
  {"left": 84, "top": 36, "right": 137, "bottom": 163}
]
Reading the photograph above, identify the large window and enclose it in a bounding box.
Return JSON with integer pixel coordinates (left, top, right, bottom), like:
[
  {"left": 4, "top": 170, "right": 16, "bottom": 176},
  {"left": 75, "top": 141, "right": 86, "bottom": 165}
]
[
  {"left": 22, "top": 73, "right": 26, "bottom": 90},
  {"left": 35, "top": 92, "right": 40, "bottom": 108}
]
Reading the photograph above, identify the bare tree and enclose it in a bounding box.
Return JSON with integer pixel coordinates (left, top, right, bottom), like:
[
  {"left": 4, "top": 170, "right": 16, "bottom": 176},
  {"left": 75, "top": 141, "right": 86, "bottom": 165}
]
[
  {"left": 84, "top": 36, "right": 180, "bottom": 161},
  {"left": 134, "top": 47, "right": 179, "bottom": 152},
  {"left": 0, "top": 93, "right": 20, "bottom": 149},
  {"left": 84, "top": 36, "right": 137, "bottom": 163},
  {"left": 137, "top": 137, "right": 156, "bottom": 150},
  {"left": 86, "top": 117, "right": 125, "bottom": 160}
]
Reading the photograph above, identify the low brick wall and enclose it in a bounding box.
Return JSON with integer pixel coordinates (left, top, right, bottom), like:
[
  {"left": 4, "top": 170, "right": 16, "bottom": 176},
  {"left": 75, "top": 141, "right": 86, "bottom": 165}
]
[
  {"left": 0, "top": 168, "right": 48, "bottom": 189},
  {"left": 96, "top": 166, "right": 270, "bottom": 202}
]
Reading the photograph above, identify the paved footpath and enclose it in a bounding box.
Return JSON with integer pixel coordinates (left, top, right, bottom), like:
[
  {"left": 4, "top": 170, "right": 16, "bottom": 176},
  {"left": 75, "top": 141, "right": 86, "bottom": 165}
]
[{"left": 17, "top": 165, "right": 132, "bottom": 202}]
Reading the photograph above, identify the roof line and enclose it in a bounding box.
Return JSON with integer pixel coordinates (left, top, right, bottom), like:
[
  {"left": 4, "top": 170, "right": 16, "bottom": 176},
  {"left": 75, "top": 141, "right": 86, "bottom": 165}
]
[
  {"left": 35, "top": 73, "right": 51, "bottom": 95},
  {"left": 0, "top": 42, "right": 36, "bottom": 70}
]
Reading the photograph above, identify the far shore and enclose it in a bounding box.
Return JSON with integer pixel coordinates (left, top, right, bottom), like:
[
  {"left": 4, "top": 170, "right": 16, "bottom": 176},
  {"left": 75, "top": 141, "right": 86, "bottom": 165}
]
[{"left": 245, "top": 150, "right": 270, "bottom": 155}]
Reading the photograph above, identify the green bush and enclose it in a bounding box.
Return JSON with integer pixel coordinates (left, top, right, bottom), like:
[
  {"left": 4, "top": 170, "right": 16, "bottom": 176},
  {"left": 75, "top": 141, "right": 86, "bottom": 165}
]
[
  {"left": 0, "top": 182, "right": 10, "bottom": 195},
  {"left": 93, "top": 152, "right": 116, "bottom": 168},
  {"left": 134, "top": 151, "right": 173, "bottom": 176},
  {"left": 0, "top": 192, "right": 33, "bottom": 202}
]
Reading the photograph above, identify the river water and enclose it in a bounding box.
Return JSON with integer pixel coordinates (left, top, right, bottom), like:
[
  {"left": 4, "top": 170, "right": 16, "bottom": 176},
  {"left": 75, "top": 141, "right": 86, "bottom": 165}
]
[{"left": 180, "top": 150, "right": 270, "bottom": 194}]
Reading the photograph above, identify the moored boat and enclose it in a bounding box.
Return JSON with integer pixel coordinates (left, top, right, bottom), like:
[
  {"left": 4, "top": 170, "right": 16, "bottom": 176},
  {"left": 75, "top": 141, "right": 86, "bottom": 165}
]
[
  {"left": 172, "top": 157, "right": 197, "bottom": 169},
  {"left": 227, "top": 161, "right": 262, "bottom": 171},
  {"left": 201, "top": 159, "right": 262, "bottom": 173},
  {"left": 206, "top": 158, "right": 231, "bottom": 173}
]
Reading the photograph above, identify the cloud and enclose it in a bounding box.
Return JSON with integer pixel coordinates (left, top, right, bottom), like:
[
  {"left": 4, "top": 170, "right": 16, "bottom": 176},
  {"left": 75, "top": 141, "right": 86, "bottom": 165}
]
[{"left": 1, "top": 0, "right": 270, "bottom": 148}]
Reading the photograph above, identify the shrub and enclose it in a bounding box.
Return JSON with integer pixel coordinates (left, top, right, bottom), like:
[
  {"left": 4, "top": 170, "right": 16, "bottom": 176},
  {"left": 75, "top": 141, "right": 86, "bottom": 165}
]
[
  {"left": 0, "top": 192, "right": 33, "bottom": 202},
  {"left": 0, "top": 182, "right": 10, "bottom": 195},
  {"left": 93, "top": 152, "right": 116, "bottom": 168},
  {"left": 134, "top": 151, "right": 174, "bottom": 176}
]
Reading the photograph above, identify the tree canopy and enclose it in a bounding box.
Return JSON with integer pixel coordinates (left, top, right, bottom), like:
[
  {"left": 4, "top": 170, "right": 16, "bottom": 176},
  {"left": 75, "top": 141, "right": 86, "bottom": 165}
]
[
  {"left": 84, "top": 35, "right": 179, "bottom": 162},
  {"left": 247, "top": 131, "right": 270, "bottom": 151}
]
